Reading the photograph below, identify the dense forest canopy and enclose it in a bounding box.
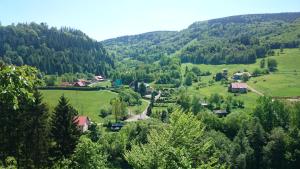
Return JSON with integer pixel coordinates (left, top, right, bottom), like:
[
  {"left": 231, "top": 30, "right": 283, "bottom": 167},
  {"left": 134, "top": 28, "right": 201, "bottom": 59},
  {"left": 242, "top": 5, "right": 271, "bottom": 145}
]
[
  {"left": 103, "top": 12, "right": 300, "bottom": 64},
  {"left": 0, "top": 22, "right": 114, "bottom": 75}
]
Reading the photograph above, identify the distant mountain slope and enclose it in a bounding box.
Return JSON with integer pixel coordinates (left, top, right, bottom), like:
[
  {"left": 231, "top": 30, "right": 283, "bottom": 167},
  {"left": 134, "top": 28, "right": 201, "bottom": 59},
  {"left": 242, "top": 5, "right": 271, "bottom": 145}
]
[
  {"left": 0, "top": 23, "right": 114, "bottom": 75},
  {"left": 103, "top": 12, "right": 300, "bottom": 64}
]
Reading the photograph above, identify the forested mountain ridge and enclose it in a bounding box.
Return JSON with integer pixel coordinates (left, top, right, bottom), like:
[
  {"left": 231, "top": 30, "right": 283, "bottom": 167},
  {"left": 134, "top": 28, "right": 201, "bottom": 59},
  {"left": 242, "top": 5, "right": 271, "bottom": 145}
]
[
  {"left": 103, "top": 12, "right": 300, "bottom": 64},
  {"left": 104, "top": 31, "right": 179, "bottom": 62},
  {"left": 0, "top": 22, "right": 114, "bottom": 75}
]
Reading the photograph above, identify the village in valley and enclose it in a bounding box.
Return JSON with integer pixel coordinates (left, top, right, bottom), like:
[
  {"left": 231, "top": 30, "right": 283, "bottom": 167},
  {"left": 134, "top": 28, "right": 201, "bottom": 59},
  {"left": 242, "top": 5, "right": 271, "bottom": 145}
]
[
  {"left": 2, "top": 2, "right": 300, "bottom": 167},
  {"left": 48, "top": 62, "right": 272, "bottom": 132}
]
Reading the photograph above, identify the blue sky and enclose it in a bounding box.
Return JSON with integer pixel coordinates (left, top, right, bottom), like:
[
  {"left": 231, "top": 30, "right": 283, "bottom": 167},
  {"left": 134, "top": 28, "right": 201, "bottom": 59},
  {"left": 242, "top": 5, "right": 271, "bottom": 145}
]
[{"left": 0, "top": 0, "right": 299, "bottom": 40}]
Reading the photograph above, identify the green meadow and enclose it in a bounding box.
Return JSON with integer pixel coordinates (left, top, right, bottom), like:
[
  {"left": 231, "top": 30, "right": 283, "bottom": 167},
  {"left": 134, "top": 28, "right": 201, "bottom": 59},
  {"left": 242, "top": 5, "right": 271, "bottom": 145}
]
[
  {"left": 40, "top": 90, "right": 148, "bottom": 123},
  {"left": 183, "top": 48, "right": 300, "bottom": 111}
]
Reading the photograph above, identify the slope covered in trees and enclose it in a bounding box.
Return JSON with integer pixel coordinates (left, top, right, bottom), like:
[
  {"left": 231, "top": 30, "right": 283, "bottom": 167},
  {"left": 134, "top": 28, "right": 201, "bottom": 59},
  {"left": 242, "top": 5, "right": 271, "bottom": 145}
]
[
  {"left": 0, "top": 23, "right": 114, "bottom": 75},
  {"left": 103, "top": 12, "right": 300, "bottom": 64}
]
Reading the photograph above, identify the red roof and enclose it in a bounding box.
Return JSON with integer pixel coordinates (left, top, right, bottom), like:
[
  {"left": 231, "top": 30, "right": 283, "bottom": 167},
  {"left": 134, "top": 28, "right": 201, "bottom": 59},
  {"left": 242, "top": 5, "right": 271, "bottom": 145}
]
[
  {"left": 74, "top": 116, "right": 89, "bottom": 126},
  {"left": 231, "top": 83, "right": 247, "bottom": 89}
]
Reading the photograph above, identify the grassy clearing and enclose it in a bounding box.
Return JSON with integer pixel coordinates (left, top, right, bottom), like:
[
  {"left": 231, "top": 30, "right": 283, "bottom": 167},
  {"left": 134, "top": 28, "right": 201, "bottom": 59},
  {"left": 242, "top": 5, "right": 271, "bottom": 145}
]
[
  {"left": 248, "top": 49, "right": 300, "bottom": 96},
  {"left": 40, "top": 90, "right": 148, "bottom": 123},
  {"left": 90, "top": 80, "right": 112, "bottom": 87}
]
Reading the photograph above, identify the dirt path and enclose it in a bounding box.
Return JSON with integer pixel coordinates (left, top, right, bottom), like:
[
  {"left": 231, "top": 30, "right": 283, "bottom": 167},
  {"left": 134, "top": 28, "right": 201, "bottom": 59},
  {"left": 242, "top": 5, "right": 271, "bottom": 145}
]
[
  {"left": 125, "top": 91, "right": 161, "bottom": 122},
  {"left": 248, "top": 85, "right": 264, "bottom": 96}
]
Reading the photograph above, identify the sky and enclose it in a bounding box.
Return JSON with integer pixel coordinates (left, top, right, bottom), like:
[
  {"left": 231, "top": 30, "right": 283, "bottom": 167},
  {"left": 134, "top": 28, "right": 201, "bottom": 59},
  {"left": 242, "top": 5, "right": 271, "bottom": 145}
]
[{"left": 0, "top": 0, "right": 300, "bottom": 41}]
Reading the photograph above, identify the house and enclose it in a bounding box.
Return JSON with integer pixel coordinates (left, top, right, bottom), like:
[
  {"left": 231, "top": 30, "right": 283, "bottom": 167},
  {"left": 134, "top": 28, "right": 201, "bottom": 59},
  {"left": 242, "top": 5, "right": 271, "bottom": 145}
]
[
  {"left": 229, "top": 82, "right": 248, "bottom": 93},
  {"left": 74, "top": 81, "right": 86, "bottom": 87},
  {"left": 74, "top": 79, "right": 89, "bottom": 87},
  {"left": 233, "top": 72, "right": 251, "bottom": 81},
  {"left": 94, "top": 75, "right": 105, "bottom": 82},
  {"left": 74, "top": 116, "right": 91, "bottom": 132},
  {"left": 213, "top": 110, "right": 228, "bottom": 117},
  {"left": 200, "top": 102, "right": 209, "bottom": 107}
]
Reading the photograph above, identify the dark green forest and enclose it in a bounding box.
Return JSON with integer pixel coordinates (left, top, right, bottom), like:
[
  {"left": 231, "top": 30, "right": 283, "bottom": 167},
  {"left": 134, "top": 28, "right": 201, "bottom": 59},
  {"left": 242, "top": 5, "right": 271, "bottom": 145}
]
[{"left": 0, "top": 23, "right": 114, "bottom": 75}]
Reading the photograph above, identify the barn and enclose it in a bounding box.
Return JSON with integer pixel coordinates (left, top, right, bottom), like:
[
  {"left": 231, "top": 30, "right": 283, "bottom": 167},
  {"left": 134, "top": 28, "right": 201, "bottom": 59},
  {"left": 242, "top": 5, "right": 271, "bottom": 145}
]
[{"left": 229, "top": 83, "right": 248, "bottom": 93}]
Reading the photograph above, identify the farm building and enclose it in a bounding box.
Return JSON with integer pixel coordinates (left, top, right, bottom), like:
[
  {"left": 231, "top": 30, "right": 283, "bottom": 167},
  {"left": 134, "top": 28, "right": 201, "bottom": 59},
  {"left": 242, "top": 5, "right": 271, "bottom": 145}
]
[
  {"left": 94, "top": 75, "right": 105, "bottom": 82},
  {"left": 74, "top": 81, "right": 86, "bottom": 87},
  {"left": 232, "top": 72, "right": 251, "bottom": 80},
  {"left": 74, "top": 116, "right": 91, "bottom": 132},
  {"left": 229, "top": 82, "right": 248, "bottom": 93}
]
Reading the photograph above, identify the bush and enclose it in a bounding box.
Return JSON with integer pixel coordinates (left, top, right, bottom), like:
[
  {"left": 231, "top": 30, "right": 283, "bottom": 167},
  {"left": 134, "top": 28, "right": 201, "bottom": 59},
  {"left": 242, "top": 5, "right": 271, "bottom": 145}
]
[{"left": 99, "top": 108, "right": 110, "bottom": 118}]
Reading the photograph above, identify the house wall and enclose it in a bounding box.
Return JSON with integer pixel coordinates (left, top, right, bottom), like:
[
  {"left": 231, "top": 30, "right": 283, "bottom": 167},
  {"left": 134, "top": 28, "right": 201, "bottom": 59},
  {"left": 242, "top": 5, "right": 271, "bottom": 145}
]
[
  {"left": 230, "top": 87, "right": 247, "bottom": 93},
  {"left": 82, "top": 123, "right": 88, "bottom": 132}
]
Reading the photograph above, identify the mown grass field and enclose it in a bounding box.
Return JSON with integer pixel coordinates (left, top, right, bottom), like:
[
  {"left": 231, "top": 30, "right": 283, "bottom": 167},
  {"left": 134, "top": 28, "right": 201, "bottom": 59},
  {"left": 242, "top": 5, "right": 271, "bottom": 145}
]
[
  {"left": 89, "top": 80, "right": 112, "bottom": 88},
  {"left": 182, "top": 48, "right": 300, "bottom": 112},
  {"left": 248, "top": 49, "right": 300, "bottom": 96},
  {"left": 40, "top": 90, "right": 148, "bottom": 123}
]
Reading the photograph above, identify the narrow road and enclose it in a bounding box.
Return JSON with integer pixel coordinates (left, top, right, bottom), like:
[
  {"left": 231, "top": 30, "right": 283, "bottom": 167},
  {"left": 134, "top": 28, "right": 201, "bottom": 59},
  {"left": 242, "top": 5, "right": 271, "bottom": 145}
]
[
  {"left": 248, "top": 85, "right": 264, "bottom": 96},
  {"left": 125, "top": 91, "right": 161, "bottom": 122}
]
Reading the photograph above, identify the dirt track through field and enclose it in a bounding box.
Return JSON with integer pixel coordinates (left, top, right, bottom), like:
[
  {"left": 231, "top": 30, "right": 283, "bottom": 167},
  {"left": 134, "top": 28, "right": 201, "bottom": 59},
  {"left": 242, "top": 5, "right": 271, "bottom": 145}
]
[{"left": 248, "top": 85, "right": 264, "bottom": 96}]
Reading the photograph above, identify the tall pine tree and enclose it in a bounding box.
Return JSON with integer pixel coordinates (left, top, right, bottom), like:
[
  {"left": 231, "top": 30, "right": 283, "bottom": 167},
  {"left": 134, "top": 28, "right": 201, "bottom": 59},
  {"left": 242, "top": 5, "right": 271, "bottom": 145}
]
[
  {"left": 51, "top": 95, "right": 80, "bottom": 160},
  {"left": 21, "top": 91, "right": 51, "bottom": 168}
]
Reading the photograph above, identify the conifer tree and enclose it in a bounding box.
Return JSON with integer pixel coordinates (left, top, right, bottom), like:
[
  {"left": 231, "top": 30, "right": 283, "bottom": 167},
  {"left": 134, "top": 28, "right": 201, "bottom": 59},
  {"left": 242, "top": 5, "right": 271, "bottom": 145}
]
[
  {"left": 22, "top": 91, "right": 51, "bottom": 168},
  {"left": 51, "top": 95, "right": 80, "bottom": 159}
]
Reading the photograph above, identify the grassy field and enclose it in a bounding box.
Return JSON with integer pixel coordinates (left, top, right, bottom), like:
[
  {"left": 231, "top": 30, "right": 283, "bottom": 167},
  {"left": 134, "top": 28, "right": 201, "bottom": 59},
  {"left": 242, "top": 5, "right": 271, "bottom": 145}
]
[
  {"left": 182, "top": 48, "right": 300, "bottom": 112},
  {"left": 40, "top": 90, "right": 148, "bottom": 123},
  {"left": 248, "top": 49, "right": 300, "bottom": 96},
  {"left": 89, "top": 80, "right": 112, "bottom": 88}
]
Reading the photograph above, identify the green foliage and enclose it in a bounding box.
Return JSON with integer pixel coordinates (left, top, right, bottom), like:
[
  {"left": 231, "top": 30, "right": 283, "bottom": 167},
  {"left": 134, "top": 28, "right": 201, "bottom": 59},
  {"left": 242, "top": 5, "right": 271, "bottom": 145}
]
[
  {"left": 253, "top": 97, "right": 289, "bottom": 132},
  {"left": 119, "top": 88, "right": 141, "bottom": 106},
  {"left": 215, "top": 72, "right": 224, "bottom": 81},
  {"left": 0, "top": 65, "right": 41, "bottom": 109},
  {"left": 184, "top": 72, "right": 194, "bottom": 86},
  {"left": 231, "top": 127, "right": 254, "bottom": 169},
  {"left": 177, "top": 90, "right": 191, "bottom": 111},
  {"left": 247, "top": 118, "right": 266, "bottom": 169},
  {"left": 241, "top": 73, "right": 250, "bottom": 82},
  {"left": 263, "top": 127, "right": 288, "bottom": 169},
  {"left": 291, "top": 103, "right": 300, "bottom": 128},
  {"left": 260, "top": 59, "right": 266, "bottom": 68},
  {"left": 70, "top": 137, "right": 108, "bottom": 169},
  {"left": 0, "top": 65, "right": 50, "bottom": 168},
  {"left": 138, "top": 82, "right": 147, "bottom": 96},
  {"left": 125, "top": 111, "right": 228, "bottom": 168},
  {"left": 267, "top": 58, "right": 278, "bottom": 72},
  {"left": 0, "top": 23, "right": 113, "bottom": 75},
  {"left": 104, "top": 13, "right": 300, "bottom": 65},
  {"left": 4, "top": 157, "right": 17, "bottom": 169},
  {"left": 191, "top": 96, "right": 202, "bottom": 114},
  {"left": 51, "top": 95, "right": 81, "bottom": 159},
  {"left": 110, "top": 97, "right": 128, "bottom": 122}
]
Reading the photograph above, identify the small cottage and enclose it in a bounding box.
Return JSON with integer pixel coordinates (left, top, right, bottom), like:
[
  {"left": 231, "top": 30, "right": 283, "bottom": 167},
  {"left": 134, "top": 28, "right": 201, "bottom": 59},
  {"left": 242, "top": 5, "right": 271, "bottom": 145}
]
[
  {"left": 74, "top": 116, "right": 91, "bottom": 132},
  {"left": 233, "top": 72, "right": 251, "bottom": 81},
  {"left": 74, "top": 81, "right": 86, "bottom": 87},
  {"left": 94, "top": 75, "right": 105, "bottom": 82},
  {"left": 229, "top": 83, "right": 248, "bottom": 93}
]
